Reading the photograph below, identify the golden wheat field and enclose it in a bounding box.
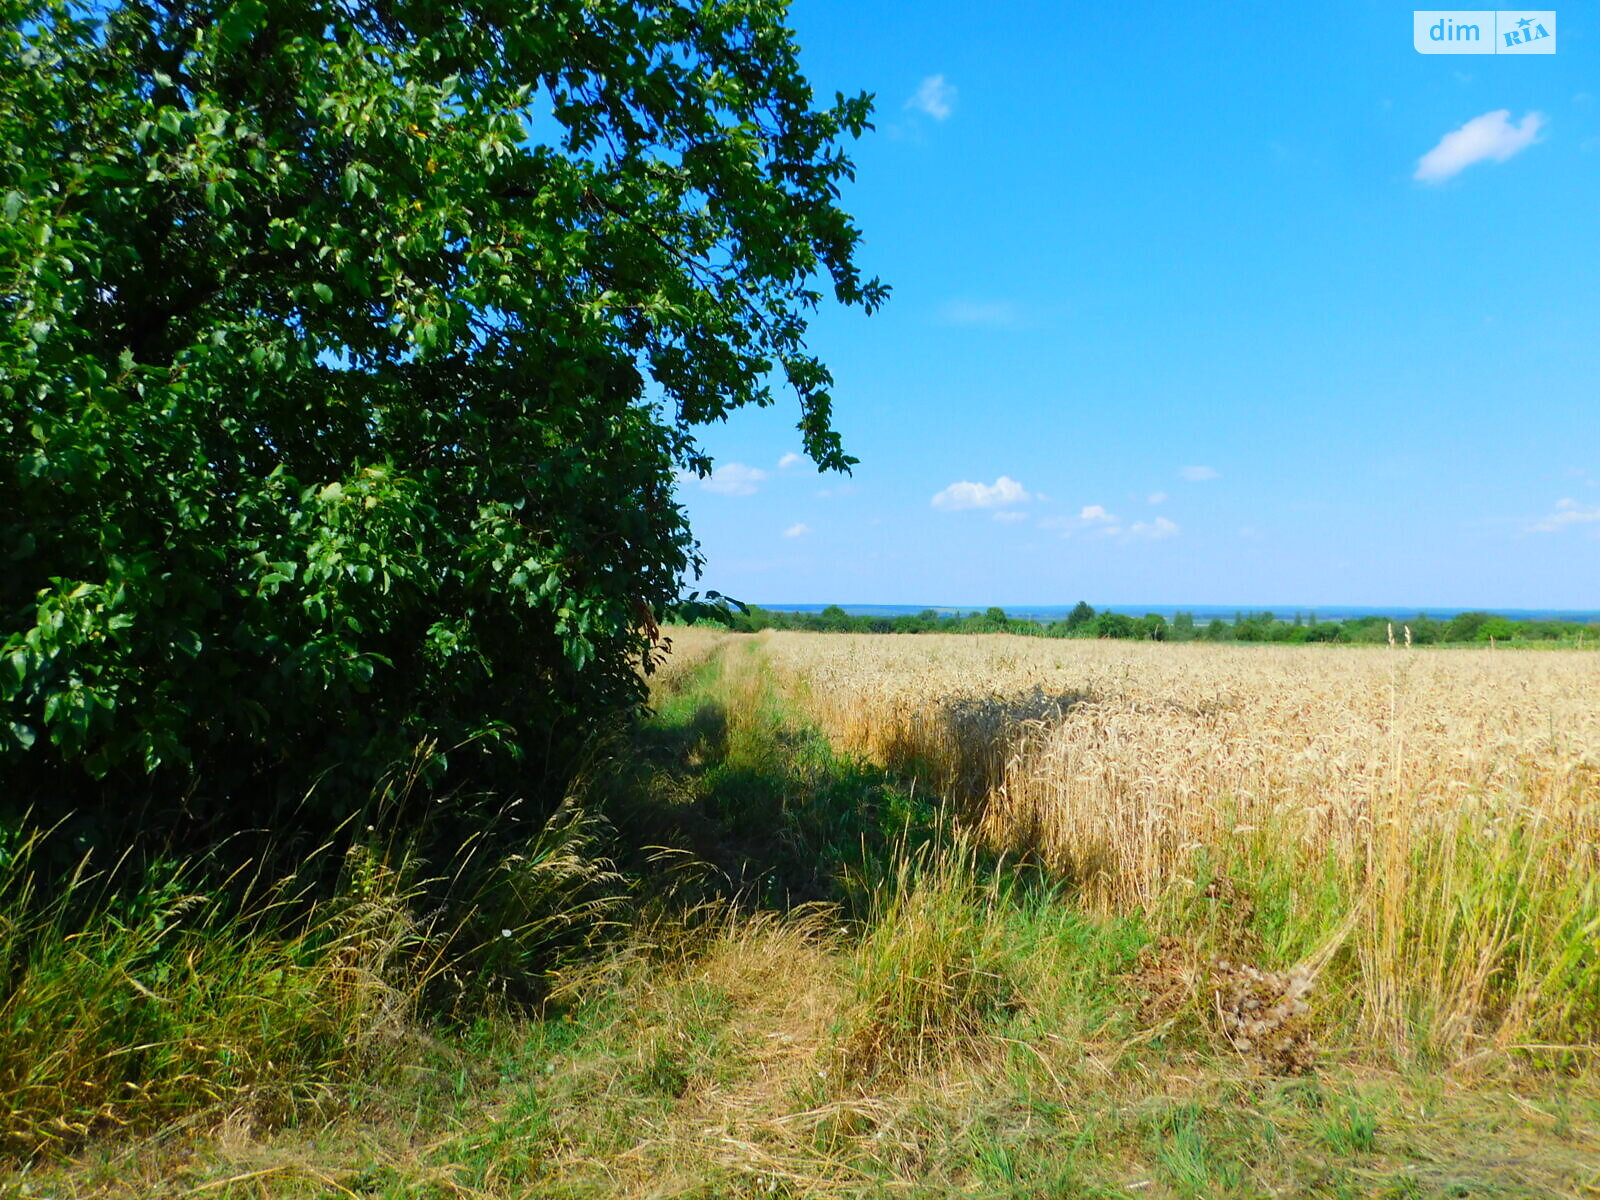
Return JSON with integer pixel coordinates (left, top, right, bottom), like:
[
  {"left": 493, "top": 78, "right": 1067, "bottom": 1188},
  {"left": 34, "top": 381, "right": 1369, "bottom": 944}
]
[{"left": 755, "top": 631, "right": 1600, "bottom": 1061}]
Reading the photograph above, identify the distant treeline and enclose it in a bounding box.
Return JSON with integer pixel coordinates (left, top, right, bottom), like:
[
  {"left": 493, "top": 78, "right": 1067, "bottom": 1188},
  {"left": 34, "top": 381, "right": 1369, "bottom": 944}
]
[{"left": 682, "top": 603, "right": 1599, "bottom": 645}]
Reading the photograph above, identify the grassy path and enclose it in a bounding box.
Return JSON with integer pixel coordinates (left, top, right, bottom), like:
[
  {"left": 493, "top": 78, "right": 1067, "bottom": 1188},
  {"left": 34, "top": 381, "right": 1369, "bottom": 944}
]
[{"left": 20, "top": 634, "right": 1600, "bottom": 1198}]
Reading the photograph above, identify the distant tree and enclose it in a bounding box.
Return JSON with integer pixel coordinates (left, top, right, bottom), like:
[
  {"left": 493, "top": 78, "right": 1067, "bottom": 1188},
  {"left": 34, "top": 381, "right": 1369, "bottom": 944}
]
[
  {"left": 1476, "top": 616, "right": 1517, "bottom": 642},
  {"left": 1445, "top": 612, "right": 1493, "bottom": 643},
  {"left": 1091, "top": 612, "right": 1137, "bottom": 639},
  {"left": 1065, "top": 601, "right": 1096, "bottom": 631},
  {"left": 1345, "top": 618, "right": 1391, "bottom": 645},
  {"left": 1233, "top": 612, "right": 1276, "bottom": 642},
  {"left": 1409, "top": 615, "right": 1443, "bottom": 645},
  {"left": 819, "top": 605, "right": 852, "bottom": 632}
]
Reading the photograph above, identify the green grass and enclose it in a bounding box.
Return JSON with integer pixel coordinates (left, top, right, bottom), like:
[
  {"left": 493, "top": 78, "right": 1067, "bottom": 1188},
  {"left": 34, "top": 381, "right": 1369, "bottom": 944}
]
[
  {"left": 0, "top": 832, "right": 430, "bottom": 1160},
  {"left": 8, "top": 634, "right": 1600, "bottom": 1197}
]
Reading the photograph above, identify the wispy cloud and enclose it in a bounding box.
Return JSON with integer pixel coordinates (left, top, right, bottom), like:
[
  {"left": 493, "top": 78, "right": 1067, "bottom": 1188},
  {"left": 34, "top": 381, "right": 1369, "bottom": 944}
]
[
  {"left": 1147, "top": 491, "right": 1169, "bottom": 505},
  {"left": 782, "top": 522, "right": 810, "bottom": 538},
  {"left": 1179, "top": 465, "right": 1220, "bottom": 482},
  {"left": 1414, "top": 109, "right": 1544, "bottom": 183},
  {"left": 931, "top": 475, "right": 1030, "bottom": 511},
  {"left": 1531, "top": 497, "right": 1600, "bottom": 533},
  {"left": 1129, "top": 516, "right": 1180, "bottom": 540},
  {"left": 907, "top": 74, "right": 956, "bottom": 121},
  {"left": 777, "top": 452, "right": 804, "bottom": 470},
  {"left": 1042, "top": 505, "right": 1179, "bottom": 542},
  {"left": 937, "top": 300, "right": 1017, "bottom": 328},
  {"left": 992, "top": 510, "right": 1029, "bottom": 523},
  {"left": 688, "top": 462, "right": 767, "bottom": 496}
]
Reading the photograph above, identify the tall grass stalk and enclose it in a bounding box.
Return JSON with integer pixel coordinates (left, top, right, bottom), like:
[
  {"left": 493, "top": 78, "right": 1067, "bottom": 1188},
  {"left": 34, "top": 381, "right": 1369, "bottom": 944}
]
[{"left": 0, "top": 827, "right": 426, "bottom": 1158}]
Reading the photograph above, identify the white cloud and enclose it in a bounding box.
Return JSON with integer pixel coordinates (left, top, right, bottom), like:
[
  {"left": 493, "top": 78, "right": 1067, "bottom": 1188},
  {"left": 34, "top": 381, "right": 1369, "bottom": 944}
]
[
  {"left": 782, "top": 522, "right": 810, "bottom": 538},
  {"left": 1531, "top": 497, "right": 1600, "bottom": 533},
  {"left": 931, "top": 475, "right": 1030, "bottom": 511},
  {"left": 937, "top": 300, "right": 1017, "bottom": 328},
  {"left": 1129, "top": 516, "right": 1180, "bottom": 540},
  {"left": 1179, "top": 465, "right": 1220, "bottom": 482},
  {"left": 1414, "top": 109, "right": 1545, "bottom": 183},
  {"left": 1042, "top": 506, "right": 1177, "bottom": 542},
  {"left": 696, "top": 462, "right": 767, "bottom": 496},
  {"left": 1147, "top": 491, "right": 1169, "bottom": 505},
  {"left": 992, "top": 510, "right": 1029, "bottom": 523},
  {"left": 777, "top": 452, "right": 804, "bottom": 470},
  {"left": 907, "top": 74, "right": 956, "bottom": 121}
]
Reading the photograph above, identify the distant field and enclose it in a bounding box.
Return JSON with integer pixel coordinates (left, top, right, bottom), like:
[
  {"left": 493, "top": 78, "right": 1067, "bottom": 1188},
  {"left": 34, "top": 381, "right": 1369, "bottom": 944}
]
[{"left": 757, "top": 602, "right": 1600, "bottom": 625}]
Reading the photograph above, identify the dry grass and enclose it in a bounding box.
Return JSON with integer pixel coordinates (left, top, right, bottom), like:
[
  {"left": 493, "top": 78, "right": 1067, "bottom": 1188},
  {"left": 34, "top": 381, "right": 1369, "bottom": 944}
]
[
  {"left": 646, "top": 624, "right": 738, "bottom": 693},
  {"left": 20, "top": 631, "right": 1600, "bottom": 1197},
  {"left": 763, "top": 632, "right": 1600, "bottom": 1064}
]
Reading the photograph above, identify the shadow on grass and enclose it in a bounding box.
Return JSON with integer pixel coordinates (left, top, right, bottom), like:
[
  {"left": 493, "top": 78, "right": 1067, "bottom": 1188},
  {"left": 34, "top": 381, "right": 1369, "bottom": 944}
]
[
  {"left": 873, "top": 684, "right": 1094, "bottom": 818},
  {"left": 596, "top": 657, "right": 1091, "bottom": 920},
  {"left": 597, "top": 697, "right": 938, "bottom": 916}
]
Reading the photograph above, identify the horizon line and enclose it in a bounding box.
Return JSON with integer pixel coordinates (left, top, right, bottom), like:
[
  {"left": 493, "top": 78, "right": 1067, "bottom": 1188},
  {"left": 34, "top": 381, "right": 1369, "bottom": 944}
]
[{"left": 749, "top": 601, "right": 1600, "bottom": 616}]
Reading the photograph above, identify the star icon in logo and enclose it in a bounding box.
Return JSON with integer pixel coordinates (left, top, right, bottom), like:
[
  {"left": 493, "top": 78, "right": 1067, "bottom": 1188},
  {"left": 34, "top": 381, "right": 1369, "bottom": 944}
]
[{"left": 1517, "top": 16, "right": 1533, "bottom": 29}]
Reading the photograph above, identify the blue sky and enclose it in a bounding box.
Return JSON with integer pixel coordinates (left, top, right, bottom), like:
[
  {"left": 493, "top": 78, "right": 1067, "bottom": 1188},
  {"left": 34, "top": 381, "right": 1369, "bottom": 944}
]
[{"left": 674, "top": 3, "right": 1599, "bottom": 610}]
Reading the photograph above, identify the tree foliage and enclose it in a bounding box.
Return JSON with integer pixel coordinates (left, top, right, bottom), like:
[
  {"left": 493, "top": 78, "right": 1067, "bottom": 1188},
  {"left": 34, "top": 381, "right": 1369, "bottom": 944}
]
[{"left": 0, "top": 0, "right": 884, "bottom": 835}]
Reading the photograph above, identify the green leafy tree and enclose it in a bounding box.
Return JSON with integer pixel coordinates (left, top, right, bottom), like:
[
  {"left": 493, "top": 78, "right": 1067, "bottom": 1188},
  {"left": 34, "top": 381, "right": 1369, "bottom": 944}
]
[
  {"left": 819, "top": 605, "right": 852, "bottom": 632},
  {"left": 1475, "top": 616, "right": 1517, "bottom": 642},
  {"left": 1064, "top": 600, "right": 1095, "bottom": 631},
  {"left": 1090, "top": 612, "right": 1136, "bottom": 639},
  {"left": 1138, "top": 613, "right": 1166, "bottom": 641},
  {"left": 1, "top": 0, "right": 884, "bottom": 840},
  {"left": 1445, "top": 612, "right": 1492, "bottom": 643},
  {"left": 980, "top": 606, "right": 1010, "bottom": 632}
]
